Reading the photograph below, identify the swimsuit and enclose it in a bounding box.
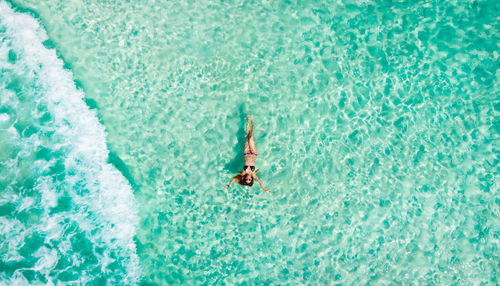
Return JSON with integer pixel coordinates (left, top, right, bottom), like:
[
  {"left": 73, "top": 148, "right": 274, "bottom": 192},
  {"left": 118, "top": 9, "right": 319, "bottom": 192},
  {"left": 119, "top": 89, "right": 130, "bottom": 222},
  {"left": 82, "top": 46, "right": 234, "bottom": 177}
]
[
  {"left": 244, "top": 151, "right": 256, "bottom": 171},
  {"left": 244, "top": 165, "right": 255, "bottom": 171}
]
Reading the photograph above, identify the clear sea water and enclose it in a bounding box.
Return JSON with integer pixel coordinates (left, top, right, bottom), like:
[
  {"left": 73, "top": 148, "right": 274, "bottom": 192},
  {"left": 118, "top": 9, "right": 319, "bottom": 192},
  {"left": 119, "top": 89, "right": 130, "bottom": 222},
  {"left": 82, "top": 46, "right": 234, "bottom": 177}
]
[{"left": 0, "top": 0, "right": 498, "bottom": 284}]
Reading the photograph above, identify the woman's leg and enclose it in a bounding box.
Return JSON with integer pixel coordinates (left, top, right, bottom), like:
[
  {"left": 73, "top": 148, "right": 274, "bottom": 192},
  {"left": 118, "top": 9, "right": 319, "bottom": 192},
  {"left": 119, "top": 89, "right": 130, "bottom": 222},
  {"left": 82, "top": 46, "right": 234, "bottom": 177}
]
[
  {"left": 246, "top": 114, "right": 251, "bottom": 134},
  {"left": 244, "top": 115, "right": 251, "bottom": 154},
  {"left": 248, "top": 120, "right": 257, "bottom": 154}
]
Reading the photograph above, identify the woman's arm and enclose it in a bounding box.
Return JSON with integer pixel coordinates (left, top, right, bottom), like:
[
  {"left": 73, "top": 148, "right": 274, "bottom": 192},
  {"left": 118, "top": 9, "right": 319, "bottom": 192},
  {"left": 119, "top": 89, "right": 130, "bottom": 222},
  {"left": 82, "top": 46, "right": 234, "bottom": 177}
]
[
  {"left": 223, "top": 178, "right": 237, "bottom": 190},
  {"left": 254, "top": 175, "right": 270, "bottom": 193}
]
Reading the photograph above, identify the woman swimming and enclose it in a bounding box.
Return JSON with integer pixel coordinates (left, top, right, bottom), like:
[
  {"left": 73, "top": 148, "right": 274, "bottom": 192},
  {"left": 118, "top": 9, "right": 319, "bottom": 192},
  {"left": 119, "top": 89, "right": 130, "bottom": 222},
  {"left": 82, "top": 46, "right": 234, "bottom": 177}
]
[{"left": 223, "top": 114, "right": 270, "bottom": 193}]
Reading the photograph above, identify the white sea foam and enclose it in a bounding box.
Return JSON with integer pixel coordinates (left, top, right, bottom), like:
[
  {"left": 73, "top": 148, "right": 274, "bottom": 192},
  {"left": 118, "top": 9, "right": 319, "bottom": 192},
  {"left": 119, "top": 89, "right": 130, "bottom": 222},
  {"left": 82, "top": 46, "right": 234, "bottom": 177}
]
[{"left": 0, "top": 1, "right": 141, "bottom": 283}]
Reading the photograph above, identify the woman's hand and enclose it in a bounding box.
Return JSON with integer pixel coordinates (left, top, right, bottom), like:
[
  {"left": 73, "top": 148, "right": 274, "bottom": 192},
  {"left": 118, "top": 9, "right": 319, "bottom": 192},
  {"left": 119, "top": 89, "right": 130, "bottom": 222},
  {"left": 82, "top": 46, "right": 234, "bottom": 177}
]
[
  {"left": 254, "top": 176, "right": 270, "bottom": 193},
  {"left": 223, "top": 178, "right": 237, "bottom": 190}
]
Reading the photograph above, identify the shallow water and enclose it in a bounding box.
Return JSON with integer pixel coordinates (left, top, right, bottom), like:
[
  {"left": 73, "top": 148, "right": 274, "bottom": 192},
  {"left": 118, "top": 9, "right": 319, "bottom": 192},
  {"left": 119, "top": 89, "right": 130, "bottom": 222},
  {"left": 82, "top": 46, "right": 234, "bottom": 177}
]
[{"left": 1, "top": 0, "right": 499, "bottom": 284}]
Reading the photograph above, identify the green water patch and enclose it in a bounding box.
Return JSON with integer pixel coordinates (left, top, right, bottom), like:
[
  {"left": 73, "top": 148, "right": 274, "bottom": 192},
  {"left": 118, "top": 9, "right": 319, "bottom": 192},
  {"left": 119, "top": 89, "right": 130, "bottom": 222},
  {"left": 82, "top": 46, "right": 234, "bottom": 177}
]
[{"left": 7, "top": 49, "right": 16, "bottom": 63}]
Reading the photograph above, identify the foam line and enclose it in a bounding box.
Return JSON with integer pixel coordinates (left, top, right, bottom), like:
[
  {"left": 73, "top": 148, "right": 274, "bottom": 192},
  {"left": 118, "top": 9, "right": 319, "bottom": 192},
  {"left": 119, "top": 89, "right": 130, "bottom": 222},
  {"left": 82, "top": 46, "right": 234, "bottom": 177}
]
[{"left": 0, "top": 1, "right": 141, "bottom": 283}]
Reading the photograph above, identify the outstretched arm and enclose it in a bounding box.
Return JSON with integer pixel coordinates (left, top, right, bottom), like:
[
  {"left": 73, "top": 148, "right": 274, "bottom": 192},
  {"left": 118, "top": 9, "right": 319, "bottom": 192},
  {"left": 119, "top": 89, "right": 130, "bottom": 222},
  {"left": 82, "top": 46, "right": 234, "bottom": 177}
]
[
  {"left": 254, "top": 175, "right": 270, "bottom": 193},
  {"left": 223, "top": 178, "right": 237, "bottom": 190}
]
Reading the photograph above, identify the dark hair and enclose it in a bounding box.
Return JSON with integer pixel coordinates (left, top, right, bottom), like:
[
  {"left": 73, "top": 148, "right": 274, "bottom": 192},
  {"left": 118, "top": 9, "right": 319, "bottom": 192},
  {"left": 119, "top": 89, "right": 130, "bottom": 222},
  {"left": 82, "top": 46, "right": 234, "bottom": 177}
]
[{"left": 234, "top": 172, "right": 254, "bottom": 186}]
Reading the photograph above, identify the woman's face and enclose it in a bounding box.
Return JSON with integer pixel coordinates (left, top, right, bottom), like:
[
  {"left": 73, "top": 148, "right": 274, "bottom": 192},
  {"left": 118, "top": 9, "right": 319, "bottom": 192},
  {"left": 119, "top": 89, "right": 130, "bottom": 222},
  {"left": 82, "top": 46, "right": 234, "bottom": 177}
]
[{"left": 245, "top": 175, "right": 252, "bottom": 184}]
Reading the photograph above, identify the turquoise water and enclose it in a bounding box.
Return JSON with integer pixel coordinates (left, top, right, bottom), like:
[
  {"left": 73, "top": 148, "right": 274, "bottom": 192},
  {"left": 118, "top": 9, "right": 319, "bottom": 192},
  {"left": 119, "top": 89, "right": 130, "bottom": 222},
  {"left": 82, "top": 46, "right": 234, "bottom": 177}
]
[{"left": 1, "top": 0, "right": 498, "bottom": 284}]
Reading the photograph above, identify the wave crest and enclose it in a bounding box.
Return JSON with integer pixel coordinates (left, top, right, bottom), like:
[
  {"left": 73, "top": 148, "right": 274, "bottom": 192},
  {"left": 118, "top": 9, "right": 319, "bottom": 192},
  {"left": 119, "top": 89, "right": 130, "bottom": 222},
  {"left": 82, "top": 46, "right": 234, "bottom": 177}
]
[{"left": 0, "top": 1, "right": 141, "bottom": 284}]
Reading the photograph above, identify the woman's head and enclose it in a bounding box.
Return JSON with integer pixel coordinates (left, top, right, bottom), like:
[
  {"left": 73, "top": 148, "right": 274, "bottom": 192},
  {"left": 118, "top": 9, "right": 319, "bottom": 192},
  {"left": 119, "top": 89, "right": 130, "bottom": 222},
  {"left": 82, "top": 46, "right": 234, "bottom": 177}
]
[{"left": 234, "top": 173, "right": 254, "bottom": 186}]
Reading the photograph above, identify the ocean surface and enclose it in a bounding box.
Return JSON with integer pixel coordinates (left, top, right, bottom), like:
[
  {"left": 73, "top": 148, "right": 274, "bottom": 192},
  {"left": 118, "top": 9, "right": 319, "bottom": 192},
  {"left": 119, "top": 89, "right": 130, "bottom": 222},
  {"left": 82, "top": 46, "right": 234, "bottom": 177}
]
[{"left": 0, "top": 0, "right": 498, "bottom": 284}]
